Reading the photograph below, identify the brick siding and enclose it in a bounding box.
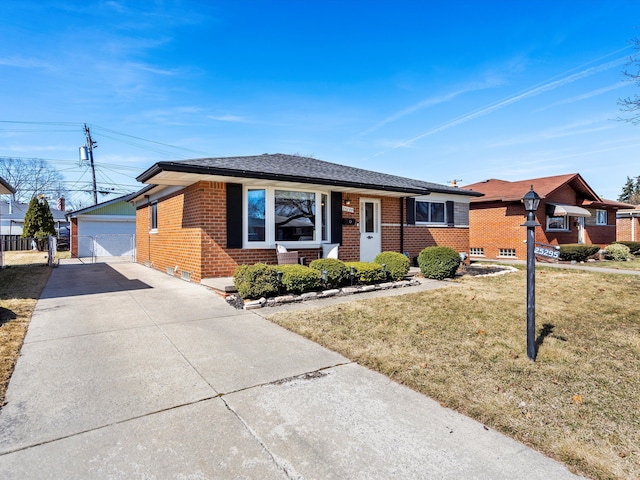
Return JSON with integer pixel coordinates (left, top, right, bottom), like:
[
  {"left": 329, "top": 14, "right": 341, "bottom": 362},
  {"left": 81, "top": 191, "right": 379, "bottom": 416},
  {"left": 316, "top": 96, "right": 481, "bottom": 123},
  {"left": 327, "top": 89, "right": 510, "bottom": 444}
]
[
  {"left": 470, "top": 194, "right": 618, "bottom": 260},
  {"left": 617, "top": 216, "right": 640, "bottom": 242},
  {"left": 136, "top": 182, "right": 471, "bottom": 281}
]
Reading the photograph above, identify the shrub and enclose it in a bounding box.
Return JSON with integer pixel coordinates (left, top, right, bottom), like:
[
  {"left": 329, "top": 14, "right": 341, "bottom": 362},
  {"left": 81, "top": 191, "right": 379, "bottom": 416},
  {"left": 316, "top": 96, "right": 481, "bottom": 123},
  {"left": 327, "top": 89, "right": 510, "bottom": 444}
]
[
  {"left": 373, "top": 252, "right": 410, "bottom": 281},
  {"left": 276, "top": 264, "right": 321, "bottom": 294},
  {"left": 233, "top": 263, "right": 278, "bottom": 299},
  {"left": 309, "top": 258, "right": 349, "bottom": 288},
  {"left": 417, "top": 246, "right": 461, "bottom": 280},
  {"left": 344, "top": 262, "right": 386, "bottom": 284},
  {"left": 614, "top": 241, "right": 640, "bottom": 255},
  {"left": 604, "top": 243, "right": 632, "bottom": 261},
  {"left": 558, "top": 244, "right": 600, "bottom": 262}
]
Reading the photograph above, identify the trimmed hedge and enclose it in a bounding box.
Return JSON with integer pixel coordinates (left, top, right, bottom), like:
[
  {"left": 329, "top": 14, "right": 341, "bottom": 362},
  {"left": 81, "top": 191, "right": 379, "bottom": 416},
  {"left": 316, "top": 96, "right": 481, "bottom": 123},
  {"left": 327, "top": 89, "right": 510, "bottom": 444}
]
[
  {"left": 614, "top": 241, "right": 640, "bottom": 255},
  {"left": 604, "top": 243, "right": 632, "bottom": 261},
  {"left": 417, "top": 246, "right": 461, "bottom": 280},
  {"left": 276, "top": 264, "right": 321, "bottom": 294},
  {"left": 558, "top": 244, "right": 600, "bottom": 262},
  {"left": 374, "top": 251, "right": 410, "bottom": 281},
  {"left": 309, "top": 258, "right": 349, "bottom": 288},
  {"left": 233, "top": 263, "right": 278, "bottom": 299},
  {"left": 344, "top": 261, "right": 386, "bottom": 284}
]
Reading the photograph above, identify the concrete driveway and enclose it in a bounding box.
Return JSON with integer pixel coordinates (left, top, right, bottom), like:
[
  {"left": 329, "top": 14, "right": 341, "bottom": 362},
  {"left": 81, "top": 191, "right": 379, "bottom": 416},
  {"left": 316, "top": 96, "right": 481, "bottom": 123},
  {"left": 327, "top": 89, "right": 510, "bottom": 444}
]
[{"left": 0, "top": 262, "right": 581, "bottom": 479}]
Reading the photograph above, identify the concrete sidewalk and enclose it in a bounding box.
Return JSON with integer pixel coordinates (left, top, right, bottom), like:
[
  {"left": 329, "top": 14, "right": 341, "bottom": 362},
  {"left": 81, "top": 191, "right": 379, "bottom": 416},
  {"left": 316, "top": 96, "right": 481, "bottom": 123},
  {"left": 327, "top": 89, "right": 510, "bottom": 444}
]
[{"left": 0, "top": 262, "right": 581, "bottom": 479}]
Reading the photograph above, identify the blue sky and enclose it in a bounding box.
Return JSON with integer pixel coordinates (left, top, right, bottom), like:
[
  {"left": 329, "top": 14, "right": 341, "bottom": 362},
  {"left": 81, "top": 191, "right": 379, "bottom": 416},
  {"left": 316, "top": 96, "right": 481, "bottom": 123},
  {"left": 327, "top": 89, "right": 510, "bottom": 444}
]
[{"left": 1, "top": 1, "right": 640, "bottom": 207}]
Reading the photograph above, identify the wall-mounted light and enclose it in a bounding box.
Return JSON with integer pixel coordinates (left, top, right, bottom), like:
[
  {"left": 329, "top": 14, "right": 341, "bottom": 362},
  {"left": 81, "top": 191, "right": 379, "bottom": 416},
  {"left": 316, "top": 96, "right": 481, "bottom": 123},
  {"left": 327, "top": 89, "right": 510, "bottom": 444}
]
[{"left": 344, "top": 198, "right": 351, "bottom": 205}]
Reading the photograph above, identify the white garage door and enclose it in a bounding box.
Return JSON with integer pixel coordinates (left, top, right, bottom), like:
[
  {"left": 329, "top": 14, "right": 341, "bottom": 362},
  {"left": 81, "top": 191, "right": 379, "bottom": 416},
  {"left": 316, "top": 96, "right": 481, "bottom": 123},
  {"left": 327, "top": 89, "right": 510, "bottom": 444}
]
[{"left": 77, "top": 218, "right": 136, "bottom": 258}]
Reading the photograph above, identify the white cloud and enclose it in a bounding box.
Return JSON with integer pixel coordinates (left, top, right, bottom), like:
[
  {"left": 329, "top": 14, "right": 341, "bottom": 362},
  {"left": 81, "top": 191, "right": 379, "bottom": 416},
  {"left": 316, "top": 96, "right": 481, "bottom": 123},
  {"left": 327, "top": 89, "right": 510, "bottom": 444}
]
[
  {"left": 536, "top": 81, "right": 630, "bottom": 111},
  {"left": 374, "top": 51, "right": 631, "bottom": 157}
]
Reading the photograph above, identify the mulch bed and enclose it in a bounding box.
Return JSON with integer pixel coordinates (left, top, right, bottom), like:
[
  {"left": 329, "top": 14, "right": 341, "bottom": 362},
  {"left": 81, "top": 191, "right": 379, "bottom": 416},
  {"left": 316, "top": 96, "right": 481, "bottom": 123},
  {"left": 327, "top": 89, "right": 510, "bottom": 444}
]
[{"left": 458, "top": 265, "right": 515, "bottom": 276}]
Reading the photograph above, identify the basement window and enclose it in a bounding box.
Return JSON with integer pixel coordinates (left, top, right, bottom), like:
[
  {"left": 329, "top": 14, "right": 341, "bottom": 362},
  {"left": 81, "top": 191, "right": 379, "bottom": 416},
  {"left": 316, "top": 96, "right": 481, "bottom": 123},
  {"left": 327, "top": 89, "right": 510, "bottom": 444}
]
[
  {"left": 470, "top": 248, "right": 484, "bottom": 256},
  {"left": 498, "top": 248, "right": 516, "bottom": 258}
]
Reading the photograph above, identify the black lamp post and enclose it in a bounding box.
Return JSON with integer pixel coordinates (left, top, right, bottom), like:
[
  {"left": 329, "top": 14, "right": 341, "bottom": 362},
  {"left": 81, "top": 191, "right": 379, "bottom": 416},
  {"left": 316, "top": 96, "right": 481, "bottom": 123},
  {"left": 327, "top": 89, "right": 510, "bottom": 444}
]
[{"left": 522, "top": 186, "right": 541, "bottom": 361}]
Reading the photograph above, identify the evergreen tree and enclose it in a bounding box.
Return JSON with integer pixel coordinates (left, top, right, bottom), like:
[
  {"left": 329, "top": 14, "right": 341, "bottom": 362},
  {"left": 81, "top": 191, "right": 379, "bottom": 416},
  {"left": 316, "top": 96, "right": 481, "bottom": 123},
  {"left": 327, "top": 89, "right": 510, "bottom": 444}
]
[{"left": 22, "top": 195, "right": 55, "bottom": 250}]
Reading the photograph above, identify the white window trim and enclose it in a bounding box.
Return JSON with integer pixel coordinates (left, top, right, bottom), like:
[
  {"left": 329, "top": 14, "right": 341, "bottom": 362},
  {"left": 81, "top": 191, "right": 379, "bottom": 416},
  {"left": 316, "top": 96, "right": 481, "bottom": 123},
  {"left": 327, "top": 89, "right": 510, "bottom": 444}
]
[
  {"left": 546, "top": 215, "right": 569, "bottom": 231},
  {"left": 415, "top": 200, "right": 447, "bottom": 225},
  {"left": 596, "top": 209, "right": 607, "bottom": 226},
  {"left": 149, "top": 201, "right": 158, "bottom": 234},
  {"left": 498, "top": 248, "right": 517, "bottom": 257},
  {"left": 242, "top": 185, "right": 330, "bottom": 249}
]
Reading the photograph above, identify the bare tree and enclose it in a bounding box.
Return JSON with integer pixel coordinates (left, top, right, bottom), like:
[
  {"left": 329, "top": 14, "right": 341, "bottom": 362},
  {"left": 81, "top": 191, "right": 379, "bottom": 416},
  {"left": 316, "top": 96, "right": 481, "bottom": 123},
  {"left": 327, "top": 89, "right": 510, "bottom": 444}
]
[
  {"left": 618, "top": 38, "right": 640, "bottom": 124},
  {"left": 0, "top": 157, "right": 68, "bottom": 203}
]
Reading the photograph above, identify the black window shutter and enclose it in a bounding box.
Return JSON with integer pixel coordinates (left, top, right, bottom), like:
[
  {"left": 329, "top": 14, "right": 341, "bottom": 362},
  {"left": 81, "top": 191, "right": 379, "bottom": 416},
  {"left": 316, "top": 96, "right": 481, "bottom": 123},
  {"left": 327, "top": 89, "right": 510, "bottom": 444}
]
[
  {"left": 446, "top": 201, "right": 454, "bottom": 227},
  {"left": 226, "top": 183, "right": 243, "bottom": 248},
  {"left": 331, "top": 191, "right": 342, "bottom": 244},
  {"left": 406, "top": 198, "right": 415, "bottom": 225}
]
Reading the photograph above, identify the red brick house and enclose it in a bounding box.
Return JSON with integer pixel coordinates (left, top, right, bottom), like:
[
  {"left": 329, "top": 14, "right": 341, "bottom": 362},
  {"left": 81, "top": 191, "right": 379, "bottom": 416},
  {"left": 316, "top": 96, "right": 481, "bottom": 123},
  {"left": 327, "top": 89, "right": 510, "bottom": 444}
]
[
  {"left": 464, "top": 174, "right": 628, "bottom": 261},
  {"left": 617, "top": 206, "right": 640, "bottom": 242},
  {"left": 130, "top": 154, "right": 482, "bottom": 282}
]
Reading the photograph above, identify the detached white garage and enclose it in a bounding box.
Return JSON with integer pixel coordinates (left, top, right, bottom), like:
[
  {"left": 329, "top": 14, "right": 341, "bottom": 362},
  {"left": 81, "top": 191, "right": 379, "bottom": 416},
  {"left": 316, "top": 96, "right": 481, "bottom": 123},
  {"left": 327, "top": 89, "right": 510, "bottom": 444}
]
[{"left": 68, "top": 194, "right": 136, "bottom": 260}]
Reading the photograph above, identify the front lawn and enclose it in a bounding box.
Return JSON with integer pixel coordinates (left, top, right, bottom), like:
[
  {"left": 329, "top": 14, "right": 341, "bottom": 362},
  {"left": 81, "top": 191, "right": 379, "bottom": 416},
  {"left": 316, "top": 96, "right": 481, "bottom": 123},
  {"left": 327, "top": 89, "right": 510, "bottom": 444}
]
[
  {"left": 268, "top": 267, "right": 640, "bottom": 480},
  {"left": 0, "top": 265, "right": 51, "bottom": 406},
  {"left": 584, "top": 256, "right": 640, "bottom": 271}
]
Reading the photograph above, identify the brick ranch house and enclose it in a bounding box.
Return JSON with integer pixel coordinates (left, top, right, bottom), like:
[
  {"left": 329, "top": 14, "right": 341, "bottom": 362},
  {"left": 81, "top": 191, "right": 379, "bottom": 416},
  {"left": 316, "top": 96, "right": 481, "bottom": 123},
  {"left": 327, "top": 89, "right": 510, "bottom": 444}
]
[
  {"left": 464, "top": 174, "right": 629, "bottom": 261},
  {"left": 130, "top": 154, "right": 482, "bottom": 282},
  {"left": 617, "top": 206, "right": 640, "bottom": 242}
]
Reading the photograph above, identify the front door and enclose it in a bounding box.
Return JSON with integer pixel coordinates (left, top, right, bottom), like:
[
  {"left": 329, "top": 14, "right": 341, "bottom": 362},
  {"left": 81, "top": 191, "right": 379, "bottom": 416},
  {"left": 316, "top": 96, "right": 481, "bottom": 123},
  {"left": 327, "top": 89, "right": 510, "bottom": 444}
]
[
  {"left": 360, "top": 198, "right": 381, "bottom": 262},
  {"left": 577, "top": 217, "right": 585, "bottom": 244}
]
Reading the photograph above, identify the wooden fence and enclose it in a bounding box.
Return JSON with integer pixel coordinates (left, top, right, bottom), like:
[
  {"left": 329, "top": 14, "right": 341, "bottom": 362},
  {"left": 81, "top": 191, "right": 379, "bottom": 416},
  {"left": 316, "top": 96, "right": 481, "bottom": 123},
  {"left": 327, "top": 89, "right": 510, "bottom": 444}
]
[{"left": 1, "top": 235, "right": 36, "bottom": 251}]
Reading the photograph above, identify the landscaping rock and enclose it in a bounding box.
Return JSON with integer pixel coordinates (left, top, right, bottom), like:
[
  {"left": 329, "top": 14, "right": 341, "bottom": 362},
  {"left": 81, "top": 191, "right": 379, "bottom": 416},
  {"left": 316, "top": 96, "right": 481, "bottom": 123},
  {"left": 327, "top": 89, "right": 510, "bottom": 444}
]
[
  {"left": 341, "top": 287, "right": 359, "bottom": 295},
  {"left": 301, "top": 292, "right": 318, "bottom": 300},
  {"left": 244, "top": 297, "right": 266, "bottom": 310},
  {"left": 319, "top": 289, "right": 340, "bottom": 297},
  {"left": 274, "top": 295, "right": 297, "bottom": 304}
]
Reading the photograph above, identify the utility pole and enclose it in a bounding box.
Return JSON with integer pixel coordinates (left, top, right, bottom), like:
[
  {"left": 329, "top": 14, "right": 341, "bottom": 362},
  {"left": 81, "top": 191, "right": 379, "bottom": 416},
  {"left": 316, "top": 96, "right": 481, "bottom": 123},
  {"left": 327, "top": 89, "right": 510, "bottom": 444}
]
[{"left": 83, "top": 124, "right": 98, "bottom": 205}]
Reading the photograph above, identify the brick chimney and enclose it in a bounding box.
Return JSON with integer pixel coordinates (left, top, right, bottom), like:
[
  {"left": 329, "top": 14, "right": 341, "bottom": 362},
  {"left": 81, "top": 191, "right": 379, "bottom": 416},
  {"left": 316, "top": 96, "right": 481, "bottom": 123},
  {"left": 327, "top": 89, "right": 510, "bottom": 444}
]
[{"left": 57, "top": 196, "right": 65, "bottom": 211}]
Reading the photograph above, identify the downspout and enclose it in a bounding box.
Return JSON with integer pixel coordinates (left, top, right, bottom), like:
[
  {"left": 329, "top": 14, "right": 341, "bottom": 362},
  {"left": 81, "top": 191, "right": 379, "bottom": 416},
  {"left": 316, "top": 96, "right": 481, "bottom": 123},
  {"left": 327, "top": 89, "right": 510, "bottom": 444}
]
[{"left": 400, "top": 197, "right": 404, "bottom": 254}]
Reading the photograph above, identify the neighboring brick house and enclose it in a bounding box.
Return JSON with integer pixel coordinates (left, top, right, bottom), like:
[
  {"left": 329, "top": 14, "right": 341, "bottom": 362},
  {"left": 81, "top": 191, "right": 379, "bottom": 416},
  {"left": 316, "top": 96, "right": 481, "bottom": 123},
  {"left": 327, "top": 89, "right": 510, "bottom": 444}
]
[
  {"left": 464, "top": 174, "right": 628, "bottom": 261},
  {"left": 130, "top": 154, "right": 482, "bottom": 282},
  {"left": 617, "top": 206, "right": 640, "bottom": 242}
]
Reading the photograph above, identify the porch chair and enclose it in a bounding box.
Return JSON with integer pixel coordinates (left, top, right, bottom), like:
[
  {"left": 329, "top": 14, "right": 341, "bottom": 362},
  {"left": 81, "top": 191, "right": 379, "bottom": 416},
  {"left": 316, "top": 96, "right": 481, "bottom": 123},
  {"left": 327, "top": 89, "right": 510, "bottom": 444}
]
[
  {"left": 276, "top": 243, "right": 299, "bottom": 264},
  {"left": 322, "top": 243, "right": 339, "bottom": 259}
]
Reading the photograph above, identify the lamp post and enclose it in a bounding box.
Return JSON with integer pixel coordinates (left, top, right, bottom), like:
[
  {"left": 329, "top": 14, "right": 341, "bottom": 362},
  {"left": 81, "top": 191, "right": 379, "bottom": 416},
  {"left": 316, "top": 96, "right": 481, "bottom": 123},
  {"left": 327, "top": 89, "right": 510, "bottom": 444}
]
[{"left": 522, "top": 186, "right": 541, "bottom": 361}]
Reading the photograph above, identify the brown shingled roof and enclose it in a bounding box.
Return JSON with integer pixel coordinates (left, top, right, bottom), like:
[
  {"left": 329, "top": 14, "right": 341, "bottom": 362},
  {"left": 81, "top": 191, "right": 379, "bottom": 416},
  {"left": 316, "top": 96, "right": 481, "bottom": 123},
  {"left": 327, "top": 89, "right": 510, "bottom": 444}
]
[{"left": 464, "top": 173, "right": 600, "bottom": 204}]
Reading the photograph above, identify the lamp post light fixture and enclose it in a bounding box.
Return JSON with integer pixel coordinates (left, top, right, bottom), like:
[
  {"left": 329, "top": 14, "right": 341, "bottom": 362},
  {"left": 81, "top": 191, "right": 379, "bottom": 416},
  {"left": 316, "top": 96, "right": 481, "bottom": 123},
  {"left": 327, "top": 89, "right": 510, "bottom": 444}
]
[
  {"left": 521, "top": 186, "right": 541, "bottom": 361},
  {"left": 276, "top": 271, "right": 283, "bottom": 295},
  {"left": 321, "top": 269, "right": 328, "bottom": 285}
]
